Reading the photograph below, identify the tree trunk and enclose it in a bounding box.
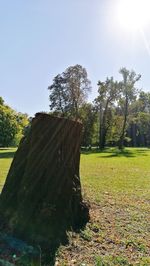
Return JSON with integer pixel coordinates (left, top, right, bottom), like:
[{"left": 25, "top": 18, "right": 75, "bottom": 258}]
[
  {"left": 119, "top": 97, "right": 128, "bottom": 149},
  {"left": 99, "top": 100, "right": 109, "bottom": 149},
  {"left": 131, "top": 122, "right": 137, "bottom": 147},
  {"left": 0, "top": 113, "right": 89, "bottom": 248},
  {"left": 99, "top": 103, "right": 103, "bottom": 149},
  {"left": 100, "top": 128, "right": 107, "bottom": 149}
]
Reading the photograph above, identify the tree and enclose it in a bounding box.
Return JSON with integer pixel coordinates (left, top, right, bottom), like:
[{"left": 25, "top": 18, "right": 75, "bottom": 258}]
[
  {"left": 94, "top": 77, "right": 119, "bottom": 149},
  {"left": 13, "top": 112, "right": 29, "bottom": 146},
  {"left": 0, "top": 105, "right": 18, "bottom": 147},
  {"left": 138, "top": 91, "right": 150, "bottom": 113},
  {"left": 78, "top": 103, "right": 97, "bottom": 147},
  {"left": 0, "top": 97, "right": 4, "bottom": 105},
  {"left": 48, "top": 65, "right": 91, "bottom": 119},
  {"left": 114, "top": 90, "right": 150, "bottom": 147},
  {"left": 106, "top": 114, "right": 124, "bottom": 146},
  {"left": 48, "top": 74, "right": 68, "bottom": 115},
  {"left": 118, "top": 68, "right": 141, "bottom": 149},
  {"left": 137, "top": 112, "right": 150, "bottom": 146},
  {"left": 0, "top": 98, "right": 29, "bottom": 147}
]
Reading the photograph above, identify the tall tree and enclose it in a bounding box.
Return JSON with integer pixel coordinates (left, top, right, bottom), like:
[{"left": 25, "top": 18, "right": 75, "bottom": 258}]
[
  {"left": 13, "top": 112, "right": 29, "bottom": 146},
  {"left": 48, "top": 74, "right": 68, "bottom": 115},
  {"left": 0, "top": 97, "right": 4, "bottom": 105},
  {"left": 78, "top": 103, "right": 97, "bottom": 147},
  {"left": 0, "top": 105, "right": 18, "bottom": 147},
  {"left": 137, "top": 112, "right": 150, "bottom": 146},
  {"left": 94, "top": 77, "right": 119, "bottom": 149},
  {"left": 48, "top": 65, "right": 91, "bottom": 119},
  {"left": 138, "top": 91, "right": 150, "bottom": 113},
  {"left": 118, "top": 68, "right": 141, "bottom": 149},
  {"left": 0, "top": 98, "right": 29, "bottom": 147}
]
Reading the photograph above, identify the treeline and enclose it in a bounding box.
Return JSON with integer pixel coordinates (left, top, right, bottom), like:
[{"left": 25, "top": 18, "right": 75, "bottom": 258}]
[
  {"left": 48, "top": 65, "right": 150, "bottom": 149},
  {"left": 0, "top": 97, "right": 29, "bottom": 147},
  {"left": 1, "top": 65, "right": 150, "bottom": 148}
]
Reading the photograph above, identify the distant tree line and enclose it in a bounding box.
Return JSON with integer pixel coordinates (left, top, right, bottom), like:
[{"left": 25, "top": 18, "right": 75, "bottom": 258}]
[
  {"left": 48, "top": 65, "right": 150, "bottom": 149},
  {"left": 1, "top": 64, "right": 150, "bottom": 149},
  {"left": 0, "top": 97, "right": 29, "bottom": 147}
]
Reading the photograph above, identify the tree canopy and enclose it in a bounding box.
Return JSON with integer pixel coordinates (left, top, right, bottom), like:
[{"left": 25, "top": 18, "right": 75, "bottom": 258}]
[
  {"left": 48, "top": 64, "right": 91, "bottom": 119},
  {"left": 48, "top": 66, "right": 150, "bottom": 149},
  {"left": 0, "top": 97, "right": 29, "bottom": 147},
  {"left": 1, "top": 65, "right": 150, "bottom": 149}
]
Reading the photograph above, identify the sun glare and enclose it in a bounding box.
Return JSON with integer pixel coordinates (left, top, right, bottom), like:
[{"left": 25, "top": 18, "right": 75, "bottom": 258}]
[{"left": 117, "top": 0, "right": 150, "bottom": 31}]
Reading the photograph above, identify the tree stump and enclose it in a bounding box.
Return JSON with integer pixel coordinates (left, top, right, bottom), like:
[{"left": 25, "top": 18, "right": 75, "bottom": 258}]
[{"left": 0, "top": 113, "right": 89, "bottom": 247}]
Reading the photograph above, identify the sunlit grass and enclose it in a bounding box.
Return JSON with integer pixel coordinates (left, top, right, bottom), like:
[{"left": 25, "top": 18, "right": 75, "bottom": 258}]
[
  {"left": 1, "top": 147, "right": 150, "bottom": 202},
  {"left": 80, "top": 147, "right": 150, "bottom": 203},
  {"left": 0, "top": 148, "right": 16, "bottom": 192},
  {"left": 0, "top": 147, "right": 150, "bottom": 264}
]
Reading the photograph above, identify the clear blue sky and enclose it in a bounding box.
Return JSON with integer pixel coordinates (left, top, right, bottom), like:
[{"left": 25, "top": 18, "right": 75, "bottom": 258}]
[{"left": 1, "top": 0, "right": 150, "bottom": 116}]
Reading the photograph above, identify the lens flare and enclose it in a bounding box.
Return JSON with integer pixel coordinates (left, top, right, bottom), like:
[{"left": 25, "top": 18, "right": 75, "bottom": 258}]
[{"left": 117, "top": 0, "right": 150, "bottom": 31}]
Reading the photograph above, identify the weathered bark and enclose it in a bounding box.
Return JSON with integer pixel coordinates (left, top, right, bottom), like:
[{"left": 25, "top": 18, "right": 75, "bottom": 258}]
[{"left": 0, "top": 113, "right": 89, "bottom": 247}]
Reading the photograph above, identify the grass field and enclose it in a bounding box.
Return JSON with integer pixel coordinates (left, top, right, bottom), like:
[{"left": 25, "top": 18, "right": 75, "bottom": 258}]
[
  {"left": 0, "top": 148, "right": 150, "bottom": 265},
  {"left": 58, "top": 148, "right": 150, "bottom": 265},
  {"left": 0, "top": 148, "right": 16, "bottom": 192}
]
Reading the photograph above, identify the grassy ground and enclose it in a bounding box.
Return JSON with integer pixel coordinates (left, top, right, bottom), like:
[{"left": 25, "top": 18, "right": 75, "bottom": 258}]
[
  {"left": 57, "top": 148, "right": 150, "bottom": 266},
  {"left": 0, "top": 148, "right": 150, "bottom": 265},
  {"left": 0, "top": 148, "right": 16, "bottom": 192}
]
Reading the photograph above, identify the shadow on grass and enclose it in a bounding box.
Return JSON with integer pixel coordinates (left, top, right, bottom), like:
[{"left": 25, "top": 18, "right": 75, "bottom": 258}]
[
  {"left": 100, "top": 149, "right": 135, "bottom": 158},
  {"left": 81, "top": 148, "right": 101, "bottom": 155},
  {"left": 101, "top": 148, "right": 150, "bottom": 158},
  {"left": 81, "top": 147, "right": 150, "bottom": 158},
  {"left": 0, "top": 151, "right": 16, "bottom": 159}
]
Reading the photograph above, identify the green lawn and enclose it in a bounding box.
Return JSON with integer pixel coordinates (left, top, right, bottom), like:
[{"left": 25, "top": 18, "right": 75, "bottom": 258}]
[
  {"left": 0, "top": 148, "right": 16, "bottom": 192},
  {"left": 80, "top": 147, "right": 150, "bottom": 202},
  {"left": 60, "top": 148, "right": 150, "bottom": 265},
  {"left": 0, "top": 147, "right": 150, "bottom": 265}
]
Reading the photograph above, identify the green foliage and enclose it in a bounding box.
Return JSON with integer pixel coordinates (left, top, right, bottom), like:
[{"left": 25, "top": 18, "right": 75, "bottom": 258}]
[
  {"left": 94, "top": 77, "right": 119, "bottom": 148},
  {"left": 0, "top": 96, "right": 4, "bottom": 105},
  {"left": 118, "top": 68, "right": 141, "bottom": 149},
  {"left": 80, "top": 229, "right": 92, "bottom": 241},
  {"left": 79, "top": 103, "right": 97, "bottom": 146},
  {"left": 135, "top": 112, "right": 150, "bottom": 146},
  {"left": 0, "top": 98, "right": 29, "bottom": 147},
  {"left": 106, "top": 115, "right": 123, "bottom": 144},
  {"left": 12, "top": 112, "right": 29, "bottom": 146},
  {"left": 103, "top": 256, "right": 129, "bottom": 265},
  {"left": 95, "top": 256, "right": 129, "bottom": 266},
  {"left": 48, "top": 66, "right": 150, "bottom": 148},
  {"left": 95, "top": 256, "right": 106, "bottom": 266},
  {"left": 48, "top": 64, "right": 91, "bottom": 119},
  {"left": 0, "top": 104, "right": 18, "bottom": 147},
  {"left": 139, "top": 91, "right": 150, "bottom": 113}
]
